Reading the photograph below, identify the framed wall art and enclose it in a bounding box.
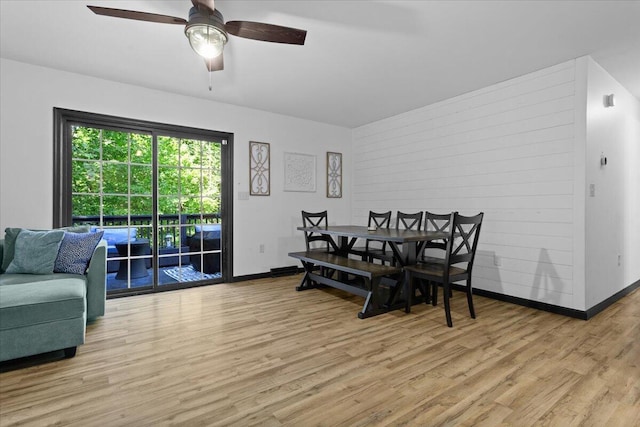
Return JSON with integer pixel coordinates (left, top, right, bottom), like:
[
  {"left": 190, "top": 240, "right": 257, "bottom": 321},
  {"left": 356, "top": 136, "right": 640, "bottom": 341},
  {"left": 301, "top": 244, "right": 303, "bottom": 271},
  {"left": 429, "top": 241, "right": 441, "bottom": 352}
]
[
  {"left": 284, "top": 152, "right": 316, "bottom": 192},
  {"left": 326, "top": 152, "right": 342, "bottom": 198},
  {"left": 249, "top": 141, "right": 270, "bottom": 196}
]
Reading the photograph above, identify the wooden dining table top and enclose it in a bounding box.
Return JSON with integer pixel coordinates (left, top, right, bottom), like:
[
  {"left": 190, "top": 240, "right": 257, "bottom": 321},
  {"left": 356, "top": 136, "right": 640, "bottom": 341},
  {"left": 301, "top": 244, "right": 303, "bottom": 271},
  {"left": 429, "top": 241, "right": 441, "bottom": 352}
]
[{"left": 296, "top": 225, "right": 449, "bottom": 243}]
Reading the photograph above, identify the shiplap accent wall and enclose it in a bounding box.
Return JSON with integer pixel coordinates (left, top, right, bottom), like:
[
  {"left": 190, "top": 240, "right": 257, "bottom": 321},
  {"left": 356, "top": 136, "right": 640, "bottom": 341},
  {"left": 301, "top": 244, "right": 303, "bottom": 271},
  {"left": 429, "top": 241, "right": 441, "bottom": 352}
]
[{"left": 352, "top": 60, "right": 583, "bottom": 309}]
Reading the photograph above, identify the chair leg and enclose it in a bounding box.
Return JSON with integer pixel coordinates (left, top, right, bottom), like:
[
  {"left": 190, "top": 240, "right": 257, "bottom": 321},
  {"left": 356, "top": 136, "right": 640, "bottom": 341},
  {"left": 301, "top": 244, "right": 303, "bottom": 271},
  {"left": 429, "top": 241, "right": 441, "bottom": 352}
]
[
  {"left": 443, "top": 283, "right": 453, "bottom": 327},
  {"left": 466, "top": 278, "right": 476, "bottom": 319},
  {"left": 431, "top": 282, "right": 438, "bottom": 306},
  {"left": 417, "top": 278, "right": 430, "bottom": 304}
]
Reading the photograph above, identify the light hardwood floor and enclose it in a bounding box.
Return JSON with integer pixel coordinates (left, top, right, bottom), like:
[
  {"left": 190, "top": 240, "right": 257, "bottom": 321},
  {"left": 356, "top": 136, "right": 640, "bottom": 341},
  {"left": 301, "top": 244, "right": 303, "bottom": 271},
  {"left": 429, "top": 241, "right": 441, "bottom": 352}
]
[{"left": 1, "top": 275, "right": 639, "bottom": 426}]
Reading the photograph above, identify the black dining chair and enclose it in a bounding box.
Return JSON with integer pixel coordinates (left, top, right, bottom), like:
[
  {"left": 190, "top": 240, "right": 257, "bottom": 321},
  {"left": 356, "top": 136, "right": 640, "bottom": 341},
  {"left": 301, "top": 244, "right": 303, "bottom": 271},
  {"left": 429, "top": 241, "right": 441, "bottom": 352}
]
[
  {"left": 301, "top": 210, "right": 337, "bottom": 283},
  {"left": 397, "top": 211, "right": 423, "bottom": 231},
  {"left": 349, "top": 210, "right": 392, "bottom": 263},
  {"left": 421, "top": 211, "right": 453, "bottom": 264},
  {"left": 370, "top": 211, "right": 424, "bottom": 265},
  {"left": 404, "top": 212, "right": 484, "bottom": 327},
  {"left": 301, "top": 210, "right": 334, "bottom": 253}
]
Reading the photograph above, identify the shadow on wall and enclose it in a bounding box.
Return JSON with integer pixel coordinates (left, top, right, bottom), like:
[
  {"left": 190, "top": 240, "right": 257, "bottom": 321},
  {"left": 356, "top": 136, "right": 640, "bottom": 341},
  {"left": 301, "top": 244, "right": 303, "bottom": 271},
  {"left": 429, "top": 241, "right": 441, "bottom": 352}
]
[
  {"left": 474, "top": 250, "right": 503, "bottom": 295},
  {"left": 530, "top": 248, "right": 565, "bottom": 306}
]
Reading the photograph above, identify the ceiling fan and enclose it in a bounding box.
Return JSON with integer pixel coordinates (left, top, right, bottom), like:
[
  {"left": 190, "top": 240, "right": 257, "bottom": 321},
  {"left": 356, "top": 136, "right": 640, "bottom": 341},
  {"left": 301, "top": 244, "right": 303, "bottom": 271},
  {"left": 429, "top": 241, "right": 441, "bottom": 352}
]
[{"left": 87, "top": 0, "right": 307, "bottom": 73}]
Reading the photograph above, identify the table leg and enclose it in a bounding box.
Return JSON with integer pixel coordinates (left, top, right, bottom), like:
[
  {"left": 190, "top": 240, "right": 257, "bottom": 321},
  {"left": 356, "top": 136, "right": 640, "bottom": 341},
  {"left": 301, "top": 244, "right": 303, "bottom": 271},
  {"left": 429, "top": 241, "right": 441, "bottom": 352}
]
[
  {"left": 386, "top": 241, "right": 425, "bottom": 308},
  {"left": 336, "top": 236, "right": 357, "bottom": 282}
]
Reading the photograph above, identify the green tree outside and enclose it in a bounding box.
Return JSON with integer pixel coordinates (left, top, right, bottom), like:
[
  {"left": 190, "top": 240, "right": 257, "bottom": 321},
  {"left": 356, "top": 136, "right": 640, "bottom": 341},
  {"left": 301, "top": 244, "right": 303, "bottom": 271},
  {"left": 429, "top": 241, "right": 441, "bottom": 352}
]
[{"left": 71, "top": 126, "right": 221, "bottom": 219}]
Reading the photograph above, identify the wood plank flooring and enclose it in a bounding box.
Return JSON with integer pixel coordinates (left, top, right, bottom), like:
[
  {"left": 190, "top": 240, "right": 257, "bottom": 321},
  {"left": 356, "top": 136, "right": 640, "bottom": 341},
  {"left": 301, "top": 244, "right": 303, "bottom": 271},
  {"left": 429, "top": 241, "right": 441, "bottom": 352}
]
[{"left": 1, "top": 274, "right": 639, "bottom": 426}]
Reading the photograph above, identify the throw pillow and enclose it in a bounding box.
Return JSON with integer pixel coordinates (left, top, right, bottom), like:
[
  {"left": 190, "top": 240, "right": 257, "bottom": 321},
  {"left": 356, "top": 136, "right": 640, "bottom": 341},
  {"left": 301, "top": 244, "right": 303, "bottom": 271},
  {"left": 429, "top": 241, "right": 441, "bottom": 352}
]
[
  {"left": 195, "top": 224, "right": 221, "bottom": 233},
  {"left": 1, "top": 226, "right": 91, "bottom": 272},
  {"left": 54, "top": 231, "right": 105, "bottom": 275},
  {"left": 59, "top": 225, "right": 91, "bottom": 233},
  {"left": 1, "top": 227, "right": 22, "bottom": 272},
  {"left": 5, "top": 229, "right": 65, "bottom": 274},
  {"left": 91, "top": 227, "right": 138, "bottom": 246}
]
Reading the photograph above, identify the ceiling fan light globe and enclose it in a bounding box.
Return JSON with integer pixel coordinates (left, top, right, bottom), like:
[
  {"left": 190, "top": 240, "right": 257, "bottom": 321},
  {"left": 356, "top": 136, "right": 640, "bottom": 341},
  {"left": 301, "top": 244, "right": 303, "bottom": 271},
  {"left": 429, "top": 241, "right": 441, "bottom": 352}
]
[{"left": 186, "top": 24, "right": 227, "bottom": 58}]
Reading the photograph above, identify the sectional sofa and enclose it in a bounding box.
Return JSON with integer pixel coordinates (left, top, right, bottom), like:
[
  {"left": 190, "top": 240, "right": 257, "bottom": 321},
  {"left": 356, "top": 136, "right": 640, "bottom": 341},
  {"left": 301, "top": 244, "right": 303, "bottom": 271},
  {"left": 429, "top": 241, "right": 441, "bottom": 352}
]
[{"left": 0, "top": 230, "right": 107, "bottom": 362}]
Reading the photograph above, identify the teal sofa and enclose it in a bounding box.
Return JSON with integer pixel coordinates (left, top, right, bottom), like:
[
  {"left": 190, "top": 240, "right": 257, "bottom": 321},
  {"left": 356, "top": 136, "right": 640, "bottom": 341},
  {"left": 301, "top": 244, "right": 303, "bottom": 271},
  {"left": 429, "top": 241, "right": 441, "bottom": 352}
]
[{"left": 0, "top": 238, "right": 107, "bottom": 362}]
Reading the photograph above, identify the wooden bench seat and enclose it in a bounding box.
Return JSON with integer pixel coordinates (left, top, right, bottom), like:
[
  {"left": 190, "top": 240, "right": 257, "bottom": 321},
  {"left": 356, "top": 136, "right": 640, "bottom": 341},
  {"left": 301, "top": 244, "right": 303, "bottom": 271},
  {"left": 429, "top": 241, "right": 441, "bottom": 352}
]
[
  {"left": 288, "top": 251, "right": 401, "bottom": 318},
  {"left": 288, "top": 251, "right": 400, "bottom": 278}
]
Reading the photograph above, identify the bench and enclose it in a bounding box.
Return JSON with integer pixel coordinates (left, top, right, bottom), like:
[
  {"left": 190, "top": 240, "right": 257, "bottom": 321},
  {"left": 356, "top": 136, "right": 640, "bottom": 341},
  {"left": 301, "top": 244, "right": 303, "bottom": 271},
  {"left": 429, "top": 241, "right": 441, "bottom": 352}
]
[{"left": 288, "top": 251, "right": 401, "bottom": 318}]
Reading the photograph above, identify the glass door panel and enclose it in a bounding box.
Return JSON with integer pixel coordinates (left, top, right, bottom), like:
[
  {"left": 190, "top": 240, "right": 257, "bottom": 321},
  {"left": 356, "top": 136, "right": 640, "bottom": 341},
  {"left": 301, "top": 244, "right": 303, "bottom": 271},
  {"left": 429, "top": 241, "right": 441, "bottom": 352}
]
[
  {"left": 157, "top": 136, "right": 222, "bottom": 287},
  {"left": 71, "top": 127, "right": 154, "bottom": 293}
]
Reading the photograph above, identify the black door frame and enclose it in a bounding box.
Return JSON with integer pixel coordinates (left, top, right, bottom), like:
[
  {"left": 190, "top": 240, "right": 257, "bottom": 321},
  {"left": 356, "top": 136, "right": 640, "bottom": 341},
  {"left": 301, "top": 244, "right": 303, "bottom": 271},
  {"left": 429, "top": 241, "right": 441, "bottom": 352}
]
[{"left": 53, "top": 108, "right": 234, "bottom": 292}]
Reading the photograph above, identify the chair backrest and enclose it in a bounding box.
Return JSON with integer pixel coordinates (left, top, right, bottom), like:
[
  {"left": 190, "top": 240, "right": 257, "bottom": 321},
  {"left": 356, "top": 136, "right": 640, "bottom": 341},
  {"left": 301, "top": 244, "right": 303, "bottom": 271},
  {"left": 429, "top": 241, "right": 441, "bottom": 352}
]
[
  {"left": 444, "top": 212, "right": 484, "bottom": 272},
  {"left": 368, "top": 211, "right": 391, "bottom": 229},
  {"left": 396, "top": 211, "right": 423, "bottom": 230},
  {"left": 424, "top": 211, "right": 452, "bottom": 233},
  {"left": 366, "top": 210, "right": 392, "bottom": 250},
  {"left": 301, "top": 210, "right": 331, "bottom": 251},
  {"left": 423, "top": 211, "right": 453, "bottom": 251}
]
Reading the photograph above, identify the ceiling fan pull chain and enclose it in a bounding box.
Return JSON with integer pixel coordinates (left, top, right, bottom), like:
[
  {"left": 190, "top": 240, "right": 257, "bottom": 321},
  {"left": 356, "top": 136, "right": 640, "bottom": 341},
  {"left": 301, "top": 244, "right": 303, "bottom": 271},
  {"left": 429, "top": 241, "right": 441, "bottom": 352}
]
[{"left": 209, "top": 71, "right": 213, "bottom": 91}]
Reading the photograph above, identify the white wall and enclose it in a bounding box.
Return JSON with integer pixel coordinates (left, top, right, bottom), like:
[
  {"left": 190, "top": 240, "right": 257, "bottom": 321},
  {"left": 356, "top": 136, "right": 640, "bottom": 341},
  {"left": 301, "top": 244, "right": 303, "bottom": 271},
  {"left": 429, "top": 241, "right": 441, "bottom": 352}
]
[
  {"left": 584, "top": 57, "right": 640, "bottom": 309},
  {"left": 353, "top": 59, "right": 586, "bottom": 310},
  {"left": 0, "top": 58, "right": 352, "bottom": 277}
]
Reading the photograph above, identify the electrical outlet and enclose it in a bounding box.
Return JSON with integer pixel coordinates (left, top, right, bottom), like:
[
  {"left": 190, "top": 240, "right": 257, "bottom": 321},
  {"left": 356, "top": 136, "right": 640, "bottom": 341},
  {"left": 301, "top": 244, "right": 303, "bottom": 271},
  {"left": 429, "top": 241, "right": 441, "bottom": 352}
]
[
  {"left": 494, "top": 255, "right": 502, "bottom": 267},
  {"left": 618, "top": 254, "right": 622, "bottom": 266},
  {"left": 589, "top": 184, "right": 595, "bottom": 197},
  {"left": 259, "top": 244, "right": 265, "bottom": 253}
]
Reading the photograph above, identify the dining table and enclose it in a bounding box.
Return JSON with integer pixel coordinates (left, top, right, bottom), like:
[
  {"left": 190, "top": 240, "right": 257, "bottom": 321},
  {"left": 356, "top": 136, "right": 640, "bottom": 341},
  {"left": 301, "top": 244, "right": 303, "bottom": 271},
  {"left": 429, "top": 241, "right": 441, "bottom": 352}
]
[
  {"left": 298, "top": 225, "right": 449, "bottom": 266},
  {"left": 292, "top": 225, "right": 451, "bottom": 316}
]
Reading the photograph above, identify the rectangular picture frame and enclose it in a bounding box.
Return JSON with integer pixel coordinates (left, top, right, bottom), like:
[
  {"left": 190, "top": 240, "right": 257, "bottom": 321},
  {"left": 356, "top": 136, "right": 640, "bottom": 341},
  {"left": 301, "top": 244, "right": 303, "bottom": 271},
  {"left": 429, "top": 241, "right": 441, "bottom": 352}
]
[
  {"left": 326, "top": 152, "right": 342, "bottom": 198},
  {"left": 249, "top": 141, "right": 270, "bottom": 196}
]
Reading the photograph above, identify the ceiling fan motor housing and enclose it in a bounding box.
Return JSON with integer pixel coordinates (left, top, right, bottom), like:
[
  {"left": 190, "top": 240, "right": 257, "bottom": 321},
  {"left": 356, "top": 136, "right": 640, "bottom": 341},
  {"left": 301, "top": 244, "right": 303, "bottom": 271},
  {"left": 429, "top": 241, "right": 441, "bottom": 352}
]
[
  {"left": 185, "top": 7, "right": 228, "bottom": 59},
  {"left": 185, "top": 7, "right": 227, "bottom": 38}
]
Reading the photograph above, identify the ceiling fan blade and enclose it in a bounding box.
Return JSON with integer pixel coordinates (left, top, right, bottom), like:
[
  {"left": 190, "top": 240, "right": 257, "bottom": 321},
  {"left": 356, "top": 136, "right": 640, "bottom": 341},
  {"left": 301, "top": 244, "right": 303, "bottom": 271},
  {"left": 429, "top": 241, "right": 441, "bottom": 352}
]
[
  {"left": 205, "top": 54, "right": 224, "bottom": 72},
  {"left": 192, "top": 0, "right": 215, "bottom": 15},
  {"left": 225, "top": 21, "right": 306, "bottom": 45},
  {"left": 87, "top": 6, "right": 187, "bottom": 25}
]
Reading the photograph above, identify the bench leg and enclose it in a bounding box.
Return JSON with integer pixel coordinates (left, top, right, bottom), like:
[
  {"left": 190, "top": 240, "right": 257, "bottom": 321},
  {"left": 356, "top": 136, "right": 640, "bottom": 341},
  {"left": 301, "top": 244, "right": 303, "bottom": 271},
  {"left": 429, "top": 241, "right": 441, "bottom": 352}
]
[
  {"left": 295, "top": 271, "right": 311, "bottom": 291},
  {"left": 295, "top": 261, "right": 322, "bottom": 291},
  {"left": 357, "top": 277, "right": 387, "bottom": 319}
]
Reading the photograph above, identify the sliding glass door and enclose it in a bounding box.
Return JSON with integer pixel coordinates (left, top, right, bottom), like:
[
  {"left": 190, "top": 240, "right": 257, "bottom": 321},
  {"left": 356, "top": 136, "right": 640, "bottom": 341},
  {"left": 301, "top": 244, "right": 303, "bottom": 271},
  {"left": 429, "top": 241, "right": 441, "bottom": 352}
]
[
  {"left": 156, "top": 135, "right": 223, "bottom": 287},
  {"left": 54, "top": 109, "right": 233, "bottom": 296}
]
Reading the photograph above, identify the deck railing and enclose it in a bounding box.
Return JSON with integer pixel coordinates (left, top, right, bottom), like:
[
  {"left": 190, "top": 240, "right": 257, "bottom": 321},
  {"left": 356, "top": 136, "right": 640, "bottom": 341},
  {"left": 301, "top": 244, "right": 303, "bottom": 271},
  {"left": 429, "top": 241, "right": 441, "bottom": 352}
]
[{"left": 72, "top": 213, "right": 221, "bottom": 248}]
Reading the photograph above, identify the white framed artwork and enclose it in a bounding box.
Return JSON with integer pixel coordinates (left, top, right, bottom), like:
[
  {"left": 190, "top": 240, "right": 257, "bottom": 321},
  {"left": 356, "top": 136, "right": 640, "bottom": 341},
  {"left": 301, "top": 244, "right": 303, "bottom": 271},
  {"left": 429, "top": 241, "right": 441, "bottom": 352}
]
[{"left": 284, "top": 152, "right": 316, "bottom": 192}]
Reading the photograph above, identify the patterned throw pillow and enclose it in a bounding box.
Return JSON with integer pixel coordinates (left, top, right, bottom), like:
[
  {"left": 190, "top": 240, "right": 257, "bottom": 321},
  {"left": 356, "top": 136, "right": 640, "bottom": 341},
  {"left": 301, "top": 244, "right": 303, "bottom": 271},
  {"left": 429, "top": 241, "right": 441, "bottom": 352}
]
[
  {"left": 54, "top": 231, "right": 104, "bottom": 275},
  {"left": 5, "top": 229, "right": 66, "bottom": 274}
]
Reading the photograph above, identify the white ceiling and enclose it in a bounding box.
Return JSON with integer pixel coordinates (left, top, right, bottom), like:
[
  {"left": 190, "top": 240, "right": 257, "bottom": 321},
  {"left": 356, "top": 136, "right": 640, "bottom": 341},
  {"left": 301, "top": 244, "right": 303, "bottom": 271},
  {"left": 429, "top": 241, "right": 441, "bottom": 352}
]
[{"left": 1, "top": 0, "right": 639, "bottom": 128}]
